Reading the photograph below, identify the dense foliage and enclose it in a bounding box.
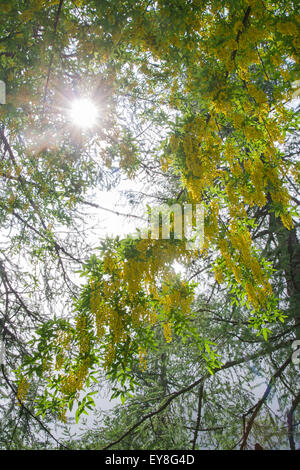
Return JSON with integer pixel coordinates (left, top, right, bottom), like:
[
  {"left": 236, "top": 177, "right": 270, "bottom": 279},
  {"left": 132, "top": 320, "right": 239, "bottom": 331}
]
[{"left": 0, "top": 0, "right": 299, "bottom": 450}]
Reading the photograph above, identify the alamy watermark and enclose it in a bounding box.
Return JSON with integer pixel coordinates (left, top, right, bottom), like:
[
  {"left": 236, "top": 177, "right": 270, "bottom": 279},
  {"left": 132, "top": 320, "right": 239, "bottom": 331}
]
[{"left": 133, "top": 203, "right": 204, "bottom": 251}]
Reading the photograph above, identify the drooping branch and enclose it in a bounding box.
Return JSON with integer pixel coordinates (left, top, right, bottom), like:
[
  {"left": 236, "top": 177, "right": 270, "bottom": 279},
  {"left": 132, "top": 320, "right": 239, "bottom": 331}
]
[
  {"left": 240, "top": 355, "right": 292, "bottom": 450},
  {"left": 102, "top": 340, "right": 292, "bottom": 450},
  {"left": 43, "top": 0, "right": 64, "bottom": 106},
  {"left": 79, "top": 198, "right": 146, "bottom": 221},
  {"left": 192, "top": 381, "right": 204, "bottom": 450},
  {"left": 287, "top": 388, "right": 300, "bottom": 450}
]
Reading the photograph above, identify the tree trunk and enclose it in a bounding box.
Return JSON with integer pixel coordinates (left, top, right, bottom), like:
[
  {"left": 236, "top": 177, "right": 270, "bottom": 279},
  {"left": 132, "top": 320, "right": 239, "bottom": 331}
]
[{"left": 270, "top": 212, "right": 300, "bottom": 340}]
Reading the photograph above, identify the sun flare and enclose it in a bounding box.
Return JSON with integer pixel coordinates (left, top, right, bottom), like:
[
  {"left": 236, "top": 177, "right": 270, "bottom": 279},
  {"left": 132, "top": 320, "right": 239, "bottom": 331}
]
[{"left": 69, "top": 98, "right": 99, "bottom": 129}]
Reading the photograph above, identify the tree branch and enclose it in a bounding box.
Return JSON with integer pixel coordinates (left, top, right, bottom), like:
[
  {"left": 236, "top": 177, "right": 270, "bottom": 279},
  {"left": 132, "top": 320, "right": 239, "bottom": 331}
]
[
  {"left": 102, "top": 340, "right": 292, "bottom": 450},
  {"left": 240, "top": 355, "right": 292, "bottom": 450},
  {"left": 1, "top": 364, "right": 70, "bottom": 450}
]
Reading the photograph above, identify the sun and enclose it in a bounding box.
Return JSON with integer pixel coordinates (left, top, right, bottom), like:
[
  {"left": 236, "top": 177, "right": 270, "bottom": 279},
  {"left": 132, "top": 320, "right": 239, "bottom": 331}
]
[{"left": 69, "top": 98, "right": 99, "bottom": 129}]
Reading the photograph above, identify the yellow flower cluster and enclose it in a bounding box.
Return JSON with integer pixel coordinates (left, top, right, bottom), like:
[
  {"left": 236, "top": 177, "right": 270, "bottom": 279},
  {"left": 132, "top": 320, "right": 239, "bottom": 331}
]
[
  {"left": 249, "top": 257, "right": 264, "bottom": 285},
  {"left": 41, "top": 359, "right": 52, "bottom": 375},
  {"left": 160, "top": 280, "right": 193, "bottom": 319},
  {"left": 76, "top": 315, "right": 90, "bottom": 355},
  {"left": 104, "top": 343, "right": 115, "bottom": 371},
  {"left": 138, "top": 346, "right": 147, "bottom": 371},
  {"left": 280, "top": 213, "right": 294, "bottom": 230},
  {"left": 17, "top": 376, "right": 29, "bottom": 405},
  {"left": 55, "top": 353, "right": 65, "bottom": 370},
  {"left": 59, "top": 406, "right": 67, "bottom": 424},
  {"left": 94, "top": 303, "right": 107, "bottom": 339},
  {"left": 174, "top": 116, "right": 222, "bottom": 199},
  {"left": 163, "top": 322, "right": 172, "bottom": 343},
  {"left": 61, "top": 359, "right": 90, "bottom": 397},
  {"left": 250, "top": 159, "right": 267, "bottom": 207},
  {"left": 103, "top": 253, "right": 115, "bottom": 273},
  {"left": 232, "top": 265, "right": 242, "bottom": 283},
  {"left": 55, "top": 329, "right": 72, "bottom": 352},
  {"left": 244, "top": 280, "right": 272, "bottom": 309},
  {"left": 214, "top": 265, "right": 224, "bottom": 284},
  {"left": 214, "top": 218, "right": 274, "bottom": 310},
  {"left": 122, "top": 259, "right": 143, "bottom": 299},
  {"left": 88, "top": 240, "right": 195, "bottom": 372},
  {"left": 276, "top": 22, "right": 298, "bottom": 35},
  {"left": 108, "top": 308, "right": 125, "bottom": 343},
  {"left": 230, "top": 227, "right": 250, "bottom": 266}
]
